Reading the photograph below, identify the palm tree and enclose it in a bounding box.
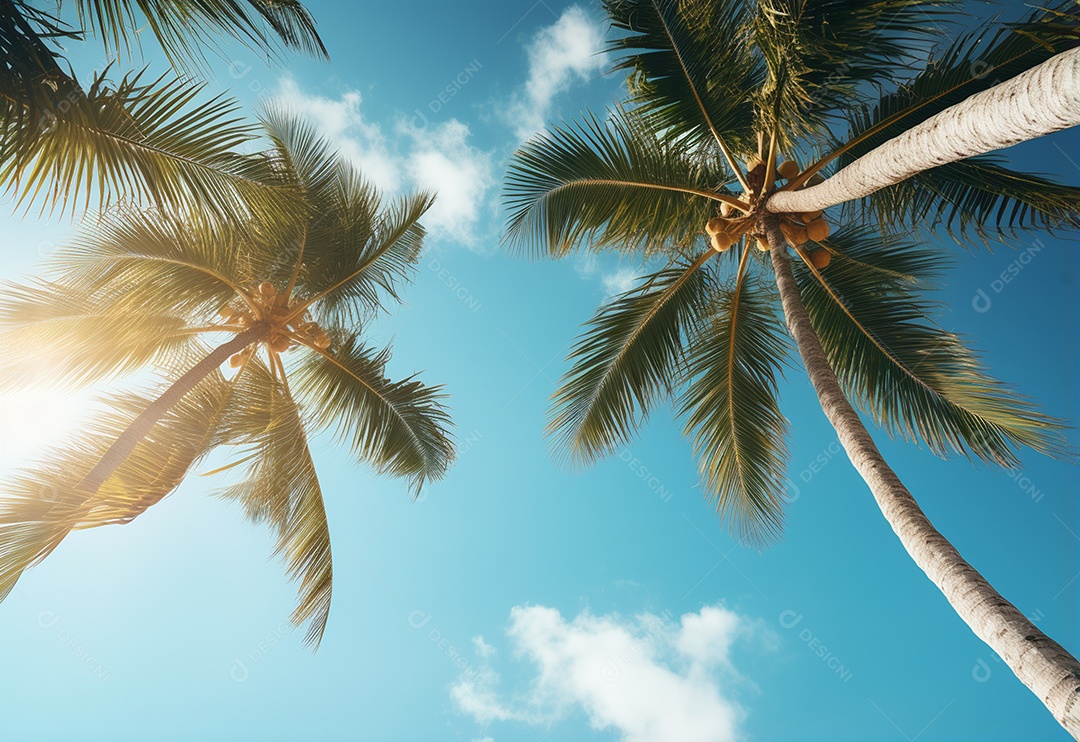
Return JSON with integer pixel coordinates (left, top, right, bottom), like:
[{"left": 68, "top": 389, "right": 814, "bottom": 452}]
[
  {"left": 0, "top": 109, "right": 455, "bottom": 648},
  {"left": 504, "top": 0, "right": 1080, "bottom": 734},
  {"left": 1, "top": 0, "right": 326, "bottom": 218}
]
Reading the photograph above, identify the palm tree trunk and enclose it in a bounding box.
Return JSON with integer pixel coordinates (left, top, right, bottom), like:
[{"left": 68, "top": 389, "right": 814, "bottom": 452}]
[
  {"left": 75, "top": 322, "right": 268, "bottom": 498},
  {"left": 762, "top": 216, "right": 1080, "bottom": 738},
  {"left": 767, "top": 47, "right": 1080, "bottom": 215}
]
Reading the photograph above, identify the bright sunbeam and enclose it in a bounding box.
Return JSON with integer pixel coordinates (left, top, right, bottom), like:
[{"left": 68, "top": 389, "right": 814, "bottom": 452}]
[{"left": 0, "top": 390, "right": 91, "bottom": 471}]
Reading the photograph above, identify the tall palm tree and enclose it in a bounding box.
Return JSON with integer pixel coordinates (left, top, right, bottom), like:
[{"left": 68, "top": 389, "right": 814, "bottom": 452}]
[
  {"left": 0, "top": 109, "right": 455, "bottom": 648},
  {"left": 504, "top": 0, "right": 1080, "bottom": 734},
  {"left": 1, "top": 0, "right": 326, "bottom": 218}
]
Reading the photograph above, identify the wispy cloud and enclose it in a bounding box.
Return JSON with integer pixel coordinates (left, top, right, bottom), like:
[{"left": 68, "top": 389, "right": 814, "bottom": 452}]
[
  {"left": 453, "top": 603, "right": 767, "bottom": 742},
  {"left": 507, "top": 5, "right": 606, "bottom": 140},
  {"left": 272, "top": 77, "right": 495, "bottom": 246}
]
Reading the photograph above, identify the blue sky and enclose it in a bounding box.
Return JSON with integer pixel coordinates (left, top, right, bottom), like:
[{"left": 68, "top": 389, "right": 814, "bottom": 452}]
[{"left": 0, "top": 1, "right": 1078, "bottom": 740}]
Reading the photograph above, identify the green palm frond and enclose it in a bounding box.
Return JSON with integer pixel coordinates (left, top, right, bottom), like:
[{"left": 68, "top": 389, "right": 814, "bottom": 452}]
[
  {"left": 855, "top": 153, "right": 1080, "bottom": 241},
  {"left": 505, "top": 107, "right": 736, "bottom": 258},
  {"left": 604, "top": 0, "right": 759, "bottom": 158},
  {"left": 71, "top": 0, "right": 327, "bottom": 73},
  {"left": 678, "top": 255, "right": 791, "bottom": 544},
  {"left": 293, "top": 333, "right": 454, "bottom": 496},
  {"left": 0, "top": 280, "right": 193, "bottom": 389},
  {"left": 549, "top": 253, "right": 714, "bottom": 466},
  {"left": 303, "top": 189, "right": 433, "bottom": 326},
  {"left": 795, "top": 228, "right": 1069, "bottom": 465},
  {"left": 215, "top": 357, "right": 332, "bottom": 648},
  {"left": 1, "top": 69, "right": 297, "bottom": 220},
  {"left": 752, "top": 0, "right": 952, "bottom": 143},
  {"left": 0, "top": 360, "right": 232, "bottom": 599},
  {"left": 56, "top": 207, "right": 249, "bottom": 318}
]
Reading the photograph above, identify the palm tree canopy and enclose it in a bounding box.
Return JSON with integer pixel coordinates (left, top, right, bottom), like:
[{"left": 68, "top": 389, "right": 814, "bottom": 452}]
[
  {"left": 0, "top": 110, "right": 456, "bottom": 647},
  {"left": 505, "top": 0, "right": 1076, "bottom": 543},
  {"left": 0, "top": 0, "right": 325, "bottom": 218}
]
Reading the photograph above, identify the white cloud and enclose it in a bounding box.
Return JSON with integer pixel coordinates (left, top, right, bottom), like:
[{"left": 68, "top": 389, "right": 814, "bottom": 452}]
[
  {"left": 508, "top": 6, "right": 606, "bottom": 140},
  {"left": 403, "top": 119, "right": 495, "bottom": 245},
  {"left": 472, "top": 635, "right": 496, "bottom": 658},
  {"left": 601, "top": 267, "right": 641, "bottom": 296},
  {"left": 453, "top": 604, "right": 766, "bottom": 742},
  {"left": 271, "top": 78, "right": 495, "bottom": 246},
  {"left": 275, "top": 77, "right": 402, "bottom": 193}
]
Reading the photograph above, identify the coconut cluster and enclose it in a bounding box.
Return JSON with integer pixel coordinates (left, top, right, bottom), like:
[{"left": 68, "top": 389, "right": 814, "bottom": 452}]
[
  {"left": 217, "top": 281, "right": 332, "bottom": 368},
  {"left": 702, "top": 156, "right": 834, "bottom": 270},
  {"left": 773, "top": 159, "right": 832, "bottom": 269}
]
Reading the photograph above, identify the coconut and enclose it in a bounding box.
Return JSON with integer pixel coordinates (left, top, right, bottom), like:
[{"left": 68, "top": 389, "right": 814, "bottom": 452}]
[
  {"left": 801, "top": 210, "right": 823, "bottom": 221},
  {"left": 706, "top": 217, "right": 727, "bottom": 236},
  {"left": 777, "top": 160, "right": 800, "bottom": 180},
  {"left": 783, "top": 225, "right": 808, "bottom": 246},
  {"left": 258, "top": 281, "right": 276, "bottom": 298},
  {"left": 229, "top": 352, "right": 245, "bottom": 368},
  {"left": 806, "top": 173, "right": 825, "bottom": 187},
  {"left": 720, "top": 202, "right": 737, "bottom": 218},
  {"left": 756, "top": 235, "right": 770, "bottom": 252},
  {"left": 314, "top": 333, "right": 331, "bottom": 349},
  {"left": 806, "top": 219, "right": 830, "bottom": 242},
  {"left": 809, "top": 249, "right": 832, "bottom": 269},
  {"left": 710, "top": 232, "right": 734, "bottom": 252},
  {"left": 270, "top": 335, "right": 292, "bottom": 353}
]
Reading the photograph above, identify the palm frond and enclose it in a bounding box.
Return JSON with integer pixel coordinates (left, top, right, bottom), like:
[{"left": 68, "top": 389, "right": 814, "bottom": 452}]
[
  {"left": 678, "top": 256, "right": 791, "bottom": 544},
  {"left": 55, "top": 206, "right": 250, "bottom": 318},
  {"left": 0, "top": 357, "right": 233, "bottom": 599},
  {"left": 292, "top": 333, "right": 454, "bottom": 496},
  {"left": 854, "top": 153, "right": 1080, "bottom": 241},
  {"left": 71, "top": 0, "right": 327, "bottom": 73},
  {"left": 795, "top": 228, "right": 1070, "bottom": 465},
  {"left": 1, "top": 70, "right": 296, "bottom": 221},
  {"left": 504, "top": 107, "right": 736, "bottom": 258},
  {"left": 0, "top": 280, "right": 193, "bottom": 389},
  {"left": 752, "top": 0, "right": 953, "bottom": 143},
  {"left": 214, "top": 357, "right": 332, "bottom": 648},
  {"left": 549, "top": 254, "right": 714, "bottom": 466},
  {"left": 604, "top": 0, "right": 760, "bottom": 161},
  {"left": 302, "top": 190, "right": 433, "bottom": 327}
]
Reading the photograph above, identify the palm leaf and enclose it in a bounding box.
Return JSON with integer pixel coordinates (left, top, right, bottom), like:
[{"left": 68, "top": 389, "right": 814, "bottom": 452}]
[
  {"left": 55, "top": 206, "right": 252, "bottom": 318},
  {"left": 794, "top": 228, "right": 1070, "bottom": 465},
  {"left": 292, "top": 333, "right": 454, "bottom": 496},
  {"left": 678, "top": 254, "right": 791, "bottom": 544},
  {"left": 604, "top": 0, "right": 759, "bottom": 163},
  {"left": 549, "top": 253, "right": 714, "bottom": 465},
  {"left": 215, "top": 357, "right": 332, "bottom": 648},
  {"left": 751, "top": 0, "right": 952, "bottom": 143},
  {"left": 1, "top": 70, "right": 295, "bottom": 221},
  {"left": 504, "top": 107, "right": 737, "bottom": 258},
  {"left": 0, "top": 358, "right": 233, "bottom": 599},
  {"left": 71, "top": 0, "right": 327, "bottom": 73},
  {"left": 0, "top": 280, "right": 194, "bottom": 389}
]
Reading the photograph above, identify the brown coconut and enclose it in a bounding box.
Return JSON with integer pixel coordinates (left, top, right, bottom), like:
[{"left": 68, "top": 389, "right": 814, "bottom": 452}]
[{"left": 777, "top": 160, "right": 800, "bottom": 180}]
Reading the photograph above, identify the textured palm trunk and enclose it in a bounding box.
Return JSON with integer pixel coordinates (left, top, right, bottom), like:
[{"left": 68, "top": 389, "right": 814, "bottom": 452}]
[
  {"left": 75, "top": 322, "right": 269, "bottom": 497},
  {"left": 767, "top": 47, "right": 1080, "bottom": 215},
  {"left": 763, "top": 217, "right": 1080, "bottom": 738}
]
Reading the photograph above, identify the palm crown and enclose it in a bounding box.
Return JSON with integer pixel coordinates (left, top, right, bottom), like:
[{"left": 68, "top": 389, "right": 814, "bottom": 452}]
[
  {"left": 505, "top": 0, "right": 1078, "bottom": 543},
  {"left": 0, "top": 110, "right": 455, "bottom": 647}
]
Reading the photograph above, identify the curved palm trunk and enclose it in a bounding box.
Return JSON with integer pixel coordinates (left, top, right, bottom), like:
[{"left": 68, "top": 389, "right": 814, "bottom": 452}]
[
  {"left": 767, "top": 47, "right": 1080, "bottom": 214},
  {"left": 75, "top": 322, "right": 268, "bottom": 497},
  {"left": 763, "top": 217, "right": 1080, "bottom": 738}
]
